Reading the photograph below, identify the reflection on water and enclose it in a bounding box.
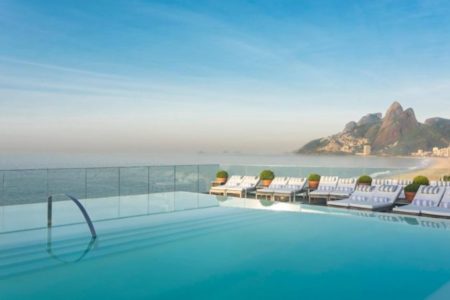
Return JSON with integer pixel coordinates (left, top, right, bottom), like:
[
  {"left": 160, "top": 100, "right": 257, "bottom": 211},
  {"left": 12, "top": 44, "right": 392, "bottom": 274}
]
[
  {"left": 353, "top": 210, "right": 450, "bottom": 230},
  {"left": 46, "top": 228, "right": 97, "bottom": 264},
  {"left": 2, "top": 192, "right": 450, "bottom": 234}
]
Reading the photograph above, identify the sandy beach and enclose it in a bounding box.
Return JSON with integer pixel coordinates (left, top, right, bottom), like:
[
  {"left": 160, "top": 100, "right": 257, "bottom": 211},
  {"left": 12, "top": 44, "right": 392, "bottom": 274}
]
[{"left": 396, "top": 157, "right": 450, "bottom": 180}]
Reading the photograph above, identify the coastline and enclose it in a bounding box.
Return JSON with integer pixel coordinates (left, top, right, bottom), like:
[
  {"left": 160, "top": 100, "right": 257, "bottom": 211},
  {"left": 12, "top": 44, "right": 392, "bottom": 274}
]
[{"left": 396, "top": 157, "right": 450, "bottom": 180}]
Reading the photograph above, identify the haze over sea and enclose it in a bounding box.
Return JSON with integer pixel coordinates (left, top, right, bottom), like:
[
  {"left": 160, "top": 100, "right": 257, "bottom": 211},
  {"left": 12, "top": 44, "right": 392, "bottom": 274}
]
[{"left": 0, "top": 152, "right": 429, "bottom": 170}]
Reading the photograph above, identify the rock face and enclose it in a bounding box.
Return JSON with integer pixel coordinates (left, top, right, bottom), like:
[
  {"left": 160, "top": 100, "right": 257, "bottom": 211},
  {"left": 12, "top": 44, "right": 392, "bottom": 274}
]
[
  {"left": 372, "top": 102, "right": 418, "bottom": 150},
  {"left": 297, "top": 101, "right": 450, "bottom": 155},
  {"left": 357, "top": 113, "right": 382, "bottom": 126}
]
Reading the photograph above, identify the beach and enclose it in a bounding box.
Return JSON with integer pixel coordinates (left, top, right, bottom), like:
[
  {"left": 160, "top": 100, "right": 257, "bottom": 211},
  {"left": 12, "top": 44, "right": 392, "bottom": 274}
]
[{"left": 396, "top": 157, "right": 450, "bottom": 180}]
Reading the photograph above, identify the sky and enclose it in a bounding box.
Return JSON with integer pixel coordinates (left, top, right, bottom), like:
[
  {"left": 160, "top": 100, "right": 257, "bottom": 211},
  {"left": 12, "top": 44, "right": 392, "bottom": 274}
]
[{"left": 1, "top": 0, "right": 450, "bottom": 154}]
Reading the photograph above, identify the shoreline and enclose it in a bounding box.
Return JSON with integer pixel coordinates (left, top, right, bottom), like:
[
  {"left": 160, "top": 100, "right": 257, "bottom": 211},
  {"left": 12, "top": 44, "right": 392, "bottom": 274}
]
[{"left": 395, "top": 157, "right": 450, "bottom": 180}]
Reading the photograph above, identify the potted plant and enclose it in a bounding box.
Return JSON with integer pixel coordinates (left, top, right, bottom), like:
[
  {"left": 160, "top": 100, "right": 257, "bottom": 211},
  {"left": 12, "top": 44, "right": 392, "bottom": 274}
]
[
  {"left": 215, "top": 170, "right": 229, "bottom": 184},
  {"left": 413, "top": 175, "right": 430, "bottom": 186},
  {"left": 357, "top": 175, "right": 372, "bottom": 186},
  {"left": 308, "top": 173, "right": 321, "bottom": 190},
  {"left": 404, "top": 183, "right": 420, "bottom": 202},
  {"left": 260, "top": 170, "right": 275, "bottom": 187},
  {"left": 443, "top": 175, "right": 450, "bottom": 181}
]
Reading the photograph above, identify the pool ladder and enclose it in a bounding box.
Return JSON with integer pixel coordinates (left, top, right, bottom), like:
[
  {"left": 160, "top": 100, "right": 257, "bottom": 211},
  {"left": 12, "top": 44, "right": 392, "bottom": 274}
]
[{"left": 47, "top": 194, "right": 97, "bottom": 239}]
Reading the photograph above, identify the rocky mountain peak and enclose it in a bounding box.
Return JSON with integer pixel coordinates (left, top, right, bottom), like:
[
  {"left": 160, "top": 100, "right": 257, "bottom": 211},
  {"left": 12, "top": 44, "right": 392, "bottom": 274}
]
[
  {"left": 357, "top": 113, "right": 382, "bottom": 126},
  {"left": 372, "top": 102, "right": 418, "bottom": 150},
  {"left": 384, "top": 101, "right": 404, "bottom": 119}
]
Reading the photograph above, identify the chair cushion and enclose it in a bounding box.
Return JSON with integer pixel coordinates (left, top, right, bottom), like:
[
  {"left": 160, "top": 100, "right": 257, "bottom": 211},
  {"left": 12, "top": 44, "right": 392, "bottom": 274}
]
[
  {"left": 420, "top": 186, "right": 440, "bottom": 194},
  {"left": 351, "top": 195, "right": 368, "bottom": 202},
  {"left": 440, "top": 202, "right": 450, "bottom": 209},
  {"left": 412, "top": 199, "right": 436, "bottom": 207},
  {"left": 356, "top": 185, "right": 373, "bottom": 192},
  {"left": 372, "top": 196, "right": 389, "bottom": 203}
]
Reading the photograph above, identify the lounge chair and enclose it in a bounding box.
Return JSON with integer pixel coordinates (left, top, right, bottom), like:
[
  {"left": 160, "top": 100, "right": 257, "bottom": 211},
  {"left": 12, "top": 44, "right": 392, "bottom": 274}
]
[
  {"left": 393, "top": 186, "right": 445, "bottom": 215},
  {"left": 419, "top": 188, "right": 450, "bottom": 217},
  {"left": 308, "top": 176, "right": 339, "bottom": 203},
  {"left": 328, "top": 178, "right": 357, "bottom": 200},
  {"left": 348, "top": 184, "right": 402, "bottom": 211},
  {"left": 209, "top": 175, "right": 242, "bottom": 195},
  {"left": 255, "top": 177, "right": 290, "bottom": 200},
  {"left": 327, "top": 185, "right": 375, "bottom": 208},
  {"left": 371, "top": 178, "right": 398, "bottom": 188},
  {"left": 271, "top": 177, "right": 307, "bottom": 202},
  {"left": 430, "top": 180, "right": 450, "bottom": 187},
  {"left": 225, "top": 176, "right": 260, "bottom": 198}
]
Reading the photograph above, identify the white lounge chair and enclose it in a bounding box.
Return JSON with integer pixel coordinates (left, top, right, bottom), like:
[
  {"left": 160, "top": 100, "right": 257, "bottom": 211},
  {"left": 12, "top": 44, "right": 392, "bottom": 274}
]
[
  {"left": 209, "top": 175, "right": 242, "bottom": 195},
  {"left": 309, "top": 176, "right": 339, "bottom": 203},
  {"left": 327, "top": 185, "right": 375, "bottom": 208},
  {"left": 348, "top": 184, "right": 402, "bottom": 211},
  {"left": 420, "top": 188, "right": 450, "bottom": 217},
  {"left": 255, "top": 177, "right": 290, "bottom": 199},
  {"left": 430, "top": 180, "right": 450, "bottom": 187},
  {"left": 271, "top": 177, "right": 307, "bottom": 202},
  {"left": 329, "top": 178, "right": 357, "bottom": 200},
  {"left": 393, "top": 185, "right": 445, "bottom": 215},
  {"left": 225, "top": 176, "right": 260, "bottom": 198},
  {"left": 371, "top": 178, "right": 398, "bottom": 188}
]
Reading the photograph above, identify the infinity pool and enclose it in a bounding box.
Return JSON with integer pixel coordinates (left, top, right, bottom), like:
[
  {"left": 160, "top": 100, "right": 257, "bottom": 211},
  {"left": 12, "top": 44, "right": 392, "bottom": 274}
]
[{"left": 1, "top": 192, "right": 450, "bottom": 299}]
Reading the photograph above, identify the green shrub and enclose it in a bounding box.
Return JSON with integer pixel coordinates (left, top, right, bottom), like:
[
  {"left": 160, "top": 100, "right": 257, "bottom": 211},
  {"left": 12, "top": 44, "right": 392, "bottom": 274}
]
[
  {"left": 216, "top": 170, "right": 229, "bottom": 179},
  {"left": 444, "top": 175, "right": 450, "bottom": 181},
  {"left": 308, "top": 173, "right": 321, "bottom": 181},
  {"left": 404, "top": 183, "right": 420, "bottom": 193},
  {"left": 413, "top": 175, "right": 429, "bottom": 186},
  {"left": 260, "top": 170, "right": 275, "bottom": 180},
  {"left": 357, "top": 175, "right": 372, "bottom": 185}
]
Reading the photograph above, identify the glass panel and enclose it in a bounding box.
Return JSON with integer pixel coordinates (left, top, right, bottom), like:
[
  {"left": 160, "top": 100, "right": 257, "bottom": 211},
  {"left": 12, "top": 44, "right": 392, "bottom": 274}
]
[
  {"left": 199, "top": 164, "right": 219, "bottom": 193},
  {"left": 149, "top": 166, "right": 175, "bottom": 193},
  {"left": 2, "top": 169, "right": 48, "bottom": 205},
  {"left": 119, "top": 194, "right": 150, "bottom": 217},
  {"left": 175, "top": 165, "right": 198, "bottom": 192},
  {"left": 86, "top": 168, "right": 119, "bottom": 199},
  {"left": 84, "top": 195, "right": 120, "bottom": 221},
  {"left": 0, "top": 170, "right": 5, "bottom": 206},
  {"left": 48, "top": 168, "right": 86, "bottom": 200},
  {"left": 119, "top": 167, "right": 149, "bottom": 196}
]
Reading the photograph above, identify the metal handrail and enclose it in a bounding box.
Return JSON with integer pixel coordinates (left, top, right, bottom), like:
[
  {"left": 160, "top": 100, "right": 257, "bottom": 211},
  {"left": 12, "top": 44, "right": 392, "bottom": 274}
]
[
  {"left": 47, "top": 194, "right": 97, "bottom": 238},
  {"left": 47, "top": 228, "right": 97, "bottom": 263}
]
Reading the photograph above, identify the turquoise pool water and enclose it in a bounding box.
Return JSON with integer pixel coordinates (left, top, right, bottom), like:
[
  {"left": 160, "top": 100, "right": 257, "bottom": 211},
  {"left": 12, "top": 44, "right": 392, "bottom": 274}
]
[{"left": 1, "top": 192, "right": 450, "bottom": 299}]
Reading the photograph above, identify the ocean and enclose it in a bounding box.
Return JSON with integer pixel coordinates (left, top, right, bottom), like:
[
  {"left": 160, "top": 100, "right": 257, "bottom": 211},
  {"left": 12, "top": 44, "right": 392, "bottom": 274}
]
[{"left": 0, "top": 152, "right": 429, "bottom": 170}]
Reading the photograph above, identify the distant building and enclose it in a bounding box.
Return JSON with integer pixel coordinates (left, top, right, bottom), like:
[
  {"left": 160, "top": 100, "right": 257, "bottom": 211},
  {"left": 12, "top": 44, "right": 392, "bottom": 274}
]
[
  {"left": 433, "top": 147, "right": 439, "bottom": 156},
  {"left": 363, "top": 145, "right": 371, "bottom": 156},
  {"left": 438, "top": 147, "right": 449, "bottom": 157},
  {"left": 412, "top": 146, "right": 449, "bottom": 157}
]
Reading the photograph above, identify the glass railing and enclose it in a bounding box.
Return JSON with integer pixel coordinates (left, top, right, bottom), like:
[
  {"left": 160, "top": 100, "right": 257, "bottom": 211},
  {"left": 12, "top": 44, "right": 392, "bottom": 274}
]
[
  {"left": 0, "top": 164, "right": 219, "bottom": 206},
  {"left": 1, "top": 163, "right": 448, "bottom": 207}
]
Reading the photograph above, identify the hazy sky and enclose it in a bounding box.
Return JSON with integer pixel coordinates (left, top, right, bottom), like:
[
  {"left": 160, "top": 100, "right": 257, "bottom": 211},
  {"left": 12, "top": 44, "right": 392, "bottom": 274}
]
[{"left": 1, "top": 0, "right": 450, "bottom": 154}]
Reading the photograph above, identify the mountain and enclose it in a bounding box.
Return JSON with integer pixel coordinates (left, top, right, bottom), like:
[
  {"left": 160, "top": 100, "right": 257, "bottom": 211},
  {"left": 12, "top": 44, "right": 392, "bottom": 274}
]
[{"left": 297, "top": 101, "right": 450, "bottom": 156}]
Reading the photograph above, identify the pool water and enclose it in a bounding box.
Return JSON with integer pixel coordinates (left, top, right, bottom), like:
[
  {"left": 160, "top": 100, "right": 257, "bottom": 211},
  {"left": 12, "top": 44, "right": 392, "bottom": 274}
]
[{"left": 1, "top": 192, "right": 450, "bottom": 299}]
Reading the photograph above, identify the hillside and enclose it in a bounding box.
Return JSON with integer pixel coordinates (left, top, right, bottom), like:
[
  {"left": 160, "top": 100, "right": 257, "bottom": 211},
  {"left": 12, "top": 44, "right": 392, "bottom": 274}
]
[{"left": 297, "top": 102, "right": 450, "bottom": 155}]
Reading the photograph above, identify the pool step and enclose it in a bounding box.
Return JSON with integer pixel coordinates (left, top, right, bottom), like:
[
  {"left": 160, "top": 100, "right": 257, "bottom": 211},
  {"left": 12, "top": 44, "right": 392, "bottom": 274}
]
[
  {"left": 0, "top": 210, "right": 274, "bottom": 279},
  {"left": 0, "top": 209, "right": 258, "bottom": 259}
]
